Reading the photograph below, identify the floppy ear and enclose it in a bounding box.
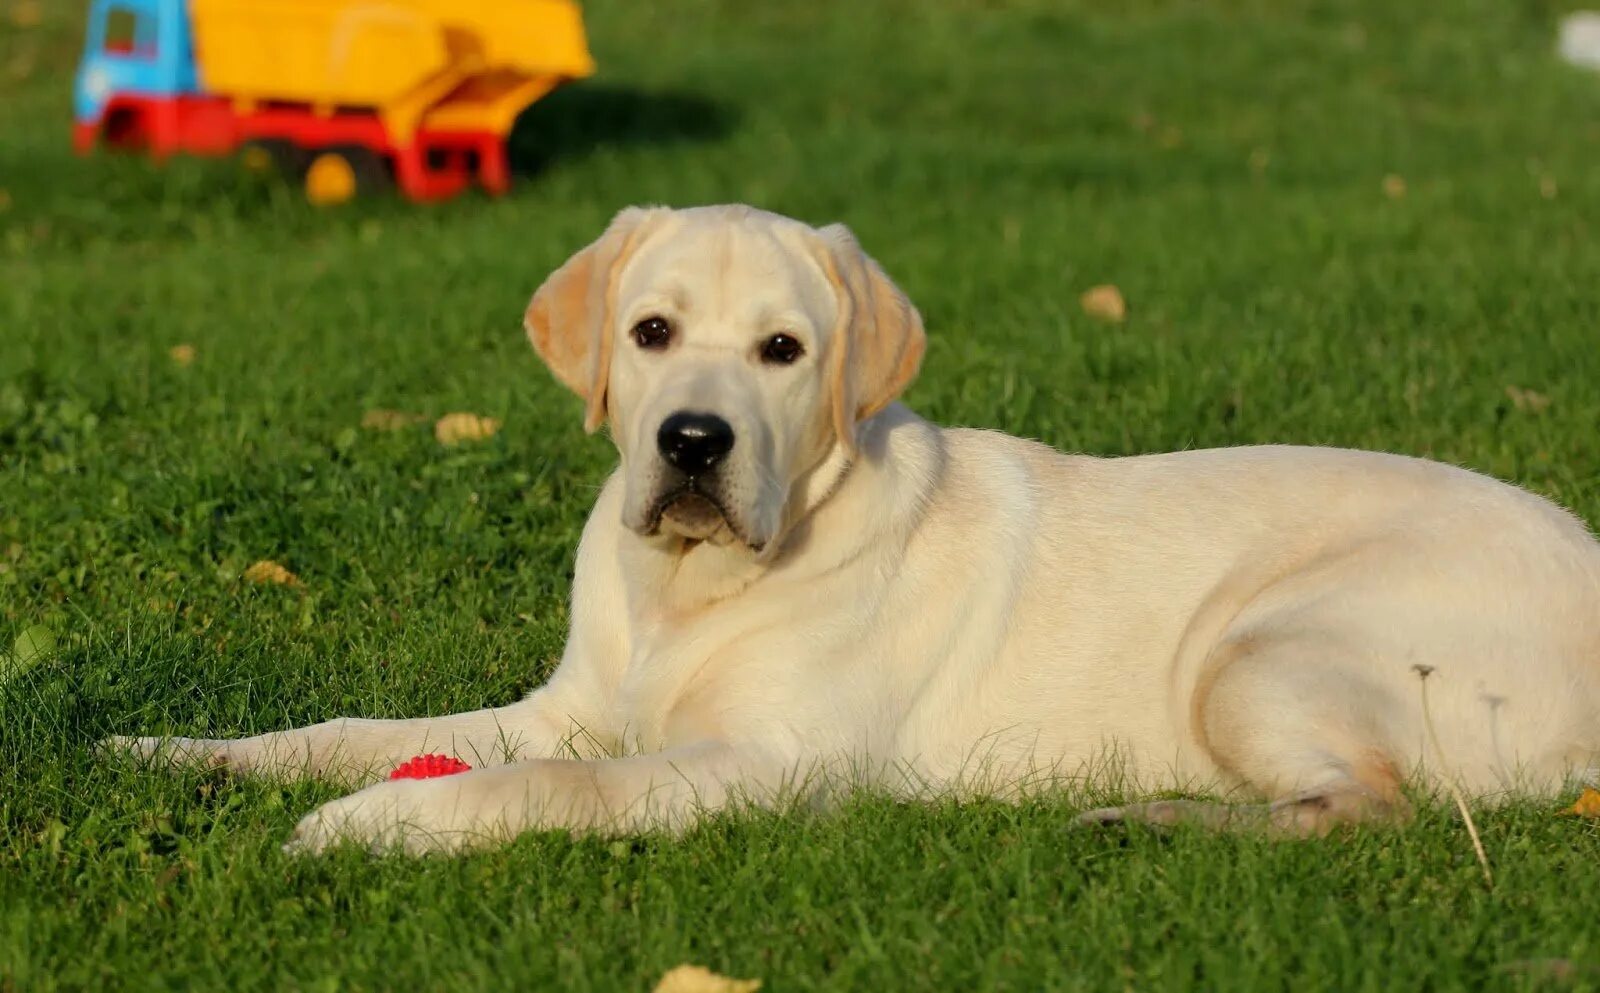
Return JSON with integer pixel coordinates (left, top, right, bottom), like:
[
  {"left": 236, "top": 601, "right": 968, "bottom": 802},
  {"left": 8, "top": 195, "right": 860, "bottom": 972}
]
[
  {"left": 524, "top": 207, "right": 662, "bottom": 433},
  {"left": 814, "top": 223, "right": 927, "bottom": 457}
]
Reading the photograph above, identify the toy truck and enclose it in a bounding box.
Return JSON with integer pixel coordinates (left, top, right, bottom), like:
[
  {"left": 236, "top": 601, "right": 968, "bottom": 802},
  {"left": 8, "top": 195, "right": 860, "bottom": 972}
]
[{"left": 72, "top": 0, "right": 595, "bottom": 204}]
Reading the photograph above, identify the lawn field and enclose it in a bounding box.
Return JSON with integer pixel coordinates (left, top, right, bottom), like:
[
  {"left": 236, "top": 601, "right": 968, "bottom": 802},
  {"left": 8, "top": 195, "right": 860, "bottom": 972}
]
[{"left": 7, "top": 0, "right": 1600, "bottom": 989}]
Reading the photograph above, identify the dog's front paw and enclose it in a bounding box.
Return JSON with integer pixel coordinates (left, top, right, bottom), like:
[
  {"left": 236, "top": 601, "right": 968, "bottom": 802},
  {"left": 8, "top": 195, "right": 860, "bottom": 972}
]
[
  {"left": 98, "top": 734, "right": 231, "bottom": 770},
  {"left": 283, "top": 777, "right": 490, "bottom": 856}
]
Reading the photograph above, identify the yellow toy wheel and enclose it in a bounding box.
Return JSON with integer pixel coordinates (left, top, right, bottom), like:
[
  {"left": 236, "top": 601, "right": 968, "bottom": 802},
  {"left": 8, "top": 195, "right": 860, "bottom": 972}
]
[
  {"left": 305, "top": 151, "right": 358, "bottom": 206},
  {"left": 301, "top": 146, "right": 391, "bottom": 206}
]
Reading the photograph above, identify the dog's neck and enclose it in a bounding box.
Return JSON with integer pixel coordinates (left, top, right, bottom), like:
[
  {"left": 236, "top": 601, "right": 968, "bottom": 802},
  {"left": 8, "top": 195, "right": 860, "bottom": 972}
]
[{"left": 775, "top": 433, "right": 858, "bottom": 549}]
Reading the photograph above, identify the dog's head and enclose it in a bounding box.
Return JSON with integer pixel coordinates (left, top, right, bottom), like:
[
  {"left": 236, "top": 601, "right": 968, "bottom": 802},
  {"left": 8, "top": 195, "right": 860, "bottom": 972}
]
[{"left": 525, "top": 205, "right": 925, "bottom": 553}]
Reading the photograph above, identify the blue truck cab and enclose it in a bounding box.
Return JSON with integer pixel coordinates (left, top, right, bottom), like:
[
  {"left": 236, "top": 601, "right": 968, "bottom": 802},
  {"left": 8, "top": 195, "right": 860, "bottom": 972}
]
[{"left": 74, "top": 0, "right": 199, "bottom": 127}]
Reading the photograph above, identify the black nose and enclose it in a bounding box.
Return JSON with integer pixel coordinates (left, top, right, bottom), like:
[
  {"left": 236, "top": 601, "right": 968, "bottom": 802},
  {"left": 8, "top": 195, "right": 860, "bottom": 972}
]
[{"left": 657, "top": 411, "right": 735, "bottom": 475}]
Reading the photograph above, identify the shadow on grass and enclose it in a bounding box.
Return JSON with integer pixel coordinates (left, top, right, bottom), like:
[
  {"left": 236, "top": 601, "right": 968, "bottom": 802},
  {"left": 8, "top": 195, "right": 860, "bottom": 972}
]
[{"left": 506, "top": 83, "right": 738, "bottom": 175}]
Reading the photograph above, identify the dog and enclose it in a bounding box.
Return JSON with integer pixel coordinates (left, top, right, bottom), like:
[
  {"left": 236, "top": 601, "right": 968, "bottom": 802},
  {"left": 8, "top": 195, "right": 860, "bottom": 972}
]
[{"left": 107, "top": 204, "right": 1600, "bottom": 853}]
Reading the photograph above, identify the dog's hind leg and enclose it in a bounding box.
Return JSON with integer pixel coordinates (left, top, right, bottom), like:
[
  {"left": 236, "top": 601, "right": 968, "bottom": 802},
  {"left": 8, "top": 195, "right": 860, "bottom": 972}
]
[
  {"left": 1074, "top": 784, "right": 1402, "bottom": 836},
  {"left": 1079, "top": 632, "right": 1411, "bottom": 836}
]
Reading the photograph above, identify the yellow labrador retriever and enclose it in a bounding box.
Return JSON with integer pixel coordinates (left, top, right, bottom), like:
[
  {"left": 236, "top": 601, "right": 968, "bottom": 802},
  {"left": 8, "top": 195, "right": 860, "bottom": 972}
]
[{"left": 110, "top": 205, "right": 1600, "bottom": 853}]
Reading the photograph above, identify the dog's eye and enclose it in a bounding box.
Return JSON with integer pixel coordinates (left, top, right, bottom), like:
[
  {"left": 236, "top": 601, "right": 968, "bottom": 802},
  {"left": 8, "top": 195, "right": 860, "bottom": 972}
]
[
  {"left": 760, "top": 333, "right": 804, "bottom": 365},
  {"left": 632, "top": 317, "right": 672, "bottom": 350}
]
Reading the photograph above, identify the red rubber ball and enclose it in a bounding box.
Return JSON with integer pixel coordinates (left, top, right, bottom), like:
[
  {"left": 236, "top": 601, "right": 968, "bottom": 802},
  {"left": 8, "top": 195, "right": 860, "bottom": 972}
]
[{"left": 388, "top": 754, "right": 473, "bottom": 780}]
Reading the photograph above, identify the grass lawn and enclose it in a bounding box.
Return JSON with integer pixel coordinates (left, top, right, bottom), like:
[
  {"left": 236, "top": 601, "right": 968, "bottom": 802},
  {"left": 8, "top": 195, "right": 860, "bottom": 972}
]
[{"left": 6, "top": 0, "right": 1600, "bottom": 989}]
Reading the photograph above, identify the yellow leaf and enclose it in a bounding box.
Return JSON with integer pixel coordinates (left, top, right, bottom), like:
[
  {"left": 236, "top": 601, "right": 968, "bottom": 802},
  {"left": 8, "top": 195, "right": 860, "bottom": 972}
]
[
  {"left": 434, "top": 412, "right": 501, "bottom": 447},
  {"left": 6, "top": 51, "right": 33, "bottom": 81},
  {"left": 1382, "top": 174, "right": 1407, "bottom": 199},
  {"left": 168, "top": 344, "right": 196, "bottom": 367},
  {"left": 1505, "top": 385, "right": 1551, "bottom": 413},
  {"left": 1563, "top": 787, "right": 1600, "bottom": 817},
  {"left": 652, "top": 965, "right": 762, "bottom": 993},
  {"left": 9, "top": 1, "right": 41, "bottom": 27},
  {"left": 9, "top": 623, "right": 55, "bottom": 668},
  {"left": 1079, "top": 284, "right": 1127, "bottom": 324},
  {"left": 361, "top": 409, "right": 425, "bottom": 431},
  {"left": 242, "top": 560, "right": 300, "bottom": 587}
]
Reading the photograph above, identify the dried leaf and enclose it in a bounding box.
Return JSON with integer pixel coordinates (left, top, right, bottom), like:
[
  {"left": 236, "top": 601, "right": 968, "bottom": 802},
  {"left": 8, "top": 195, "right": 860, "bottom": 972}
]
[
  {"left": 652, "top": 965, "right": 762, "bottom": 993},
  {"left": 1539, "top": 176, "right": 1559, "bottom": 200},
  {"left": 4, "top": 624, "right": 55, "bottom": 684},
  {"left": 1563, "top": 787, "right": 1600, "bottom": 817},
  {"left": 1505, "top": 385, "right": 1551, "bottom": 413},
  {"left": 361, "top": 409, "right": 425, "bottom": 431},
  {"left": 1382, "top": 174, "right": 1407, "bottom": 199},
  {"left": 242, "top": 560, "right": 301, "bottom": 587},
  {"left": 9, "top": 1, "right": 41, "bottom": 27},
  {"left": 1079, "top": 284, "right": 1127, "bottom": 324},
  {"left": 1498, "top": 958, "right": 1589, "bottom": 981},
  {"left": 0, "top": 189, "right": 10, "bottom": 213},
  {"left": 435, "top": 412, "right": 501, "bottom": 447},
  {"left": 168, "top": 343, "right": 196, "bottom": 367}
]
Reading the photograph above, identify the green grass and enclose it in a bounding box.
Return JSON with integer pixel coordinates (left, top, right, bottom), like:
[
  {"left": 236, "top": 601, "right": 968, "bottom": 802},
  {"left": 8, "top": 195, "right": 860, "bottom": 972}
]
[{"left": 6, "top": 0, "right": 1600, "bottom": 988}]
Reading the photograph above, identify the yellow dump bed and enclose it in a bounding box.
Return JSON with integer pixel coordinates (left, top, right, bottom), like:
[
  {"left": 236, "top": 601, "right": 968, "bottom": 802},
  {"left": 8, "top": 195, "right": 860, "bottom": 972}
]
[{"left": 189, "top": 0, "right": 594, "bottom": 139}]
